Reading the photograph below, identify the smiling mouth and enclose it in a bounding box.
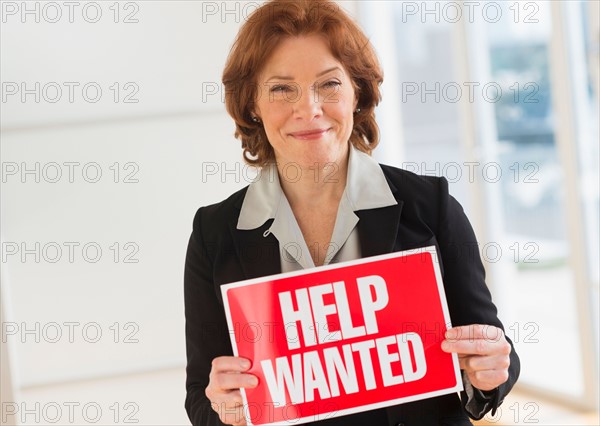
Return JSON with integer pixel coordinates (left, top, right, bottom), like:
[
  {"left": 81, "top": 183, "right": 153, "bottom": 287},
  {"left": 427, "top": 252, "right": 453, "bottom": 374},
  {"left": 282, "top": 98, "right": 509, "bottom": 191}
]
[{"left": 289, "top": 128, "right": 330, "bottom": 140}]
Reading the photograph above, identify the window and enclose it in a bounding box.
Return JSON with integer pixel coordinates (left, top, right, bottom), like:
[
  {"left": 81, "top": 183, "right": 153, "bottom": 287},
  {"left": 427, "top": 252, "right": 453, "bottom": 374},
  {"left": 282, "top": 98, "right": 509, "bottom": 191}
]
[{"left": 361, "top": 0, "right": 599, "bottom": 408}]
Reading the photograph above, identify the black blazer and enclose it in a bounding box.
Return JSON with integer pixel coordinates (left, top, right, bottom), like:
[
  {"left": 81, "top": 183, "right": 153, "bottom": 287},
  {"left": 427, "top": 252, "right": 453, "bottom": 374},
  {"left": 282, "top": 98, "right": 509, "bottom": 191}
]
[{"left": 184, "top": 164, "right": 520, "bottom": 426}]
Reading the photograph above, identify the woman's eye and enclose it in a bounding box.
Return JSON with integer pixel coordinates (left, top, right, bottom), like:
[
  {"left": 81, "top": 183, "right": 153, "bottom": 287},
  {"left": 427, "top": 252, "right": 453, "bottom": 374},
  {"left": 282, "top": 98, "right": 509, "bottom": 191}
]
[
  {"left": 322, "top": 80, "right": 341, "bottom": 89},
  {"left": 270, "top": 85, "right": 290, "bottom": 93}
]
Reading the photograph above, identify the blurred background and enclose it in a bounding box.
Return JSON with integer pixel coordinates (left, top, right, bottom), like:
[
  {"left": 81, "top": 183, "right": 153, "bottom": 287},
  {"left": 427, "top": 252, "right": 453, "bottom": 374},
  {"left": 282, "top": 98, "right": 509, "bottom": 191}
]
[{"left": 1, "top": 1, "right": 598, "bottom": 425}]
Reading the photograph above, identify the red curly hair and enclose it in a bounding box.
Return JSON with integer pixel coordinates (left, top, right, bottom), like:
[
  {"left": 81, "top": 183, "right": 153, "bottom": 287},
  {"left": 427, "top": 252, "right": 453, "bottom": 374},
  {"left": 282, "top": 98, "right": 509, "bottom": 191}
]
[{"left": 222, "top": 0, "right": 384, "bottom": 166}]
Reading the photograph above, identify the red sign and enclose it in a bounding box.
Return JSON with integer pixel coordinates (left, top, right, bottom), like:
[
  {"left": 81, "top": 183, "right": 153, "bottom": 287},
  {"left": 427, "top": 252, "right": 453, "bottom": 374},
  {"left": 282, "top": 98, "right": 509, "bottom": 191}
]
[{"left": 221, "top": 246, "right": 462, "bottom": 425}]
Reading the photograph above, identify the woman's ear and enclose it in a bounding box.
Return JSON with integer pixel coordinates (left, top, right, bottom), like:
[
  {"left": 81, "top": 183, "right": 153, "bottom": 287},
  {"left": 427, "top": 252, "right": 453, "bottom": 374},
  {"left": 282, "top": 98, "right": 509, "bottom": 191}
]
[{"left": 250, "top": 111, "right": 261, "bottom": 123}]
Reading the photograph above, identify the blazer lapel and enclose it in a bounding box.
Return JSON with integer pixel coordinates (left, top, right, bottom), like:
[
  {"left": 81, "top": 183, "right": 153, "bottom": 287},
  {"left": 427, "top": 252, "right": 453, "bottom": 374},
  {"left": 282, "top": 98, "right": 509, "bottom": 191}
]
[
  {"left": 356, "top": 202, "right": 403, "bottom": 258},
  {"left": 229, "top": 218, "right": 282, "bottom": 280}
]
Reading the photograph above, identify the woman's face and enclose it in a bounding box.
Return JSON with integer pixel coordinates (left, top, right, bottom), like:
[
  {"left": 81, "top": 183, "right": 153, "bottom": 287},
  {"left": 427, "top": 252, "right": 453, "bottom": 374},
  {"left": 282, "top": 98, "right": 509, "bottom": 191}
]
[{"left": 253, "top": 35, "right": 358, "bottom": 171}]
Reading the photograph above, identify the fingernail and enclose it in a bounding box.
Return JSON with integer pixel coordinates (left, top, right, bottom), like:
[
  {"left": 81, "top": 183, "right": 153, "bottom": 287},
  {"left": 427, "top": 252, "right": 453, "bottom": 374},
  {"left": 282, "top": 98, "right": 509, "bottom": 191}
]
[
  {"left": 445, "top": 329, "right": 455, "bottom": 339},
  {"left": 248, "top": 376, "right": 258, "bottom": 386},
  {"left": 441, "top": 341, "right": 449, "bottom": 351},
  {"left": 241, "top": 359, "right": 250, "bottom": 369}
]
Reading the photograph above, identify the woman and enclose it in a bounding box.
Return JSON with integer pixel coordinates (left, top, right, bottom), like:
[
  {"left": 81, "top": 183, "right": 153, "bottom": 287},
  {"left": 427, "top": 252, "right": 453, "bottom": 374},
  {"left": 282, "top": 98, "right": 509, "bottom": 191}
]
[{"left": 184, "top": 1, "right": 520, "bottom": 425}]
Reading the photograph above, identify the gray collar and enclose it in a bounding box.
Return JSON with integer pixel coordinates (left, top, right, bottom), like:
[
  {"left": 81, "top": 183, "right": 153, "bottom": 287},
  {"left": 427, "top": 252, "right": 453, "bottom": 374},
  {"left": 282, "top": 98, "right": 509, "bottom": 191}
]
[{"left": 237, "top": 143, "right": 397, "bottom": 230}]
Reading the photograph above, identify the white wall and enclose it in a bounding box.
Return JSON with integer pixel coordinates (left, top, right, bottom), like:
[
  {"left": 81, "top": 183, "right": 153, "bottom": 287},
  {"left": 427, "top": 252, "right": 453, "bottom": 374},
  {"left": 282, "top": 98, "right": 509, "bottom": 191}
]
[{"left": 1, "top": 1, "right": 252, "bottom": 392}]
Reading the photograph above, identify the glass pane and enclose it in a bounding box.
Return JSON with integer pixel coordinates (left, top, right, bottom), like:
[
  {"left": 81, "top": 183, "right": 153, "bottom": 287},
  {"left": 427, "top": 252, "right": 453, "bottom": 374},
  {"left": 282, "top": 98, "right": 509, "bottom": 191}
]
[
  {"left": 578, "top": 0, "right": 599, "bottom": 365},
  {"left": 485, "top": 1, "right": 583, "bottom": 395},
  {"left": 390, "top": 7, "right": 473, "bottom": 213}
]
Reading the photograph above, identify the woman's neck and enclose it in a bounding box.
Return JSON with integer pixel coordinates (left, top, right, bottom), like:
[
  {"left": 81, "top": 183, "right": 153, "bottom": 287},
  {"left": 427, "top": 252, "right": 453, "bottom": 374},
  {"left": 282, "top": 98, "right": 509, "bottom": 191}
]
[{"left": 276, "top": 151, "right": 349, "bottom": 211}]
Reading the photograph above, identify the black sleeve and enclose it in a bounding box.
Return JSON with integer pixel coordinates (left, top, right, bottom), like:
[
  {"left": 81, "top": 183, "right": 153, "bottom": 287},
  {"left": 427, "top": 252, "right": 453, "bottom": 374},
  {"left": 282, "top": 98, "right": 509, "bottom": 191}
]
[
  {"left": 435, "top": 177, "right": 520, "bottom": 420},
  {"left": 184, "top": 207, "right": 232, "bottom": 426}
]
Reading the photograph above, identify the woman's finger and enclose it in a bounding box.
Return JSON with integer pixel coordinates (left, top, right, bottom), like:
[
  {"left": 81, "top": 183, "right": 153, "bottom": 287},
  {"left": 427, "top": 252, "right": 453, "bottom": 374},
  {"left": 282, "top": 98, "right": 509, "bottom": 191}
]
[
  {"left": 468, "top": 368, "right": 510, "bottom": 391},
  {"left": 445, "top": 324, "right": 504, "bottom": 342},
  {"left": 458, "top": 354, "right": 510, "bottom": 372},
  {"left": 442, "top": 336, "right": 511, "bottom": 356},
  {"left": 211, "top": 356, "right": 252, "bottom": 373},
  {"left": 213, "top": 372, "right": 258, "bottom": 392}
]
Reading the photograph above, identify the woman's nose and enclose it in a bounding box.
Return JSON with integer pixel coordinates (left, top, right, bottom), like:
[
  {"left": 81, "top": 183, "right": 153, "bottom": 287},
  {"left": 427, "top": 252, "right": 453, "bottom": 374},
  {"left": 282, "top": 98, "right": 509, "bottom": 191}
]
[{"left": 292, "top": 85, "right": 322, "bottom": 120}]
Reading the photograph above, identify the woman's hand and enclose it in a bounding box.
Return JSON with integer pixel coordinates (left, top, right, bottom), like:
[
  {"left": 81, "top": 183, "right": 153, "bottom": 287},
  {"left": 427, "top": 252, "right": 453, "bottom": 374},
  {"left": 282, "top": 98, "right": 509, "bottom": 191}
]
[
  {"left": 441, "top": 324, "right": 511, "bottom": 391},
  {"left": 205, "top": 356, "right": 258, "bottom": 426}
]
